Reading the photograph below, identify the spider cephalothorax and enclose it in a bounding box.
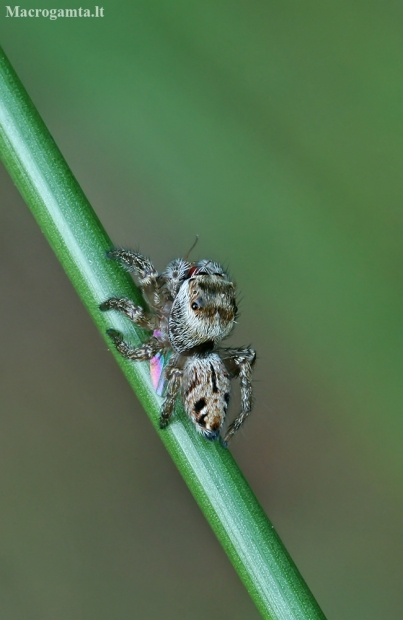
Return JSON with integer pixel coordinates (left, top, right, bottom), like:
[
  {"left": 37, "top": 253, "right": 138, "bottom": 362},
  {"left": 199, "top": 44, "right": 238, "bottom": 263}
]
[
  {"left": 100, "top": 248, "right": 255, "bottom": 445},
  {"left": 168, "top": 272, "right": 237, "bottom": 353}
]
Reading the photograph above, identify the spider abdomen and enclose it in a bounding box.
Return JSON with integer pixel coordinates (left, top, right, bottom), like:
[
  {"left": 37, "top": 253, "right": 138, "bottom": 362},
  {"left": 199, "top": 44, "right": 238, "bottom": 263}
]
[{"left": 182, "top": 353, "right": 230, "bottom": 440}]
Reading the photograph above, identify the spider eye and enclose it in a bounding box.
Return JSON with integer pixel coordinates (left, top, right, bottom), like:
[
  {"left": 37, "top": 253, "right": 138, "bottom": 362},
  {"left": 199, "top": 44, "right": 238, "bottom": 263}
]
[{"left": 191, "top": 302, "right": 199, "bottom": 310}]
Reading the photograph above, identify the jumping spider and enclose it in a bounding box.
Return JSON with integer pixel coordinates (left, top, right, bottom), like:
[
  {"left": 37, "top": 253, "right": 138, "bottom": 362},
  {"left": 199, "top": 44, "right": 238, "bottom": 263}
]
[{"left": 100, "top": 247, "right": 256, "bottom": 445}]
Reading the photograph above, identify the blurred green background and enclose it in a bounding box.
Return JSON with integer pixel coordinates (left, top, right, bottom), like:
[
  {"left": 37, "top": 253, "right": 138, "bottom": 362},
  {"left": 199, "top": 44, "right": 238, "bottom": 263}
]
[{"left": 1, "top": 2, "right": 403, "bottom": 619}]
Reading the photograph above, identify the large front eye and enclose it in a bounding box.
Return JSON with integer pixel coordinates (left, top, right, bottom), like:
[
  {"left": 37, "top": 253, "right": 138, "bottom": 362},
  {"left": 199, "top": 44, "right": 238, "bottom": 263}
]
[{"left": 191, "top": 302, "right": 199, "bottom": 310}]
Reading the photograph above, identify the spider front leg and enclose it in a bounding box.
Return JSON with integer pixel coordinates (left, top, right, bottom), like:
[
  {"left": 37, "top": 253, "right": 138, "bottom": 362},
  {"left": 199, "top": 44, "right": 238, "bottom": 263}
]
[
  {"left": 107, "top": 248, "right": 163, "bottom": 309},
  {"left": 106, "top": 329, "right": 160, "bottom": 361},
  {"left": 159, "top": 360, "right": 183, "bottom": 430},
  {"left": 100, "top": 297, "right": 156, "bottom": 330},
  {"left": 221, "top": 347, "right": 256, "bottom": 444}
]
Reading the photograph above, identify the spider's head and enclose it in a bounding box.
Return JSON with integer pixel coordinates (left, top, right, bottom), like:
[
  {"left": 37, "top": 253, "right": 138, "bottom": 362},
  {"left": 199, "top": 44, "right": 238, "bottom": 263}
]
[{"left": 168, "top": 266, "right": 237, "bottom": 354}]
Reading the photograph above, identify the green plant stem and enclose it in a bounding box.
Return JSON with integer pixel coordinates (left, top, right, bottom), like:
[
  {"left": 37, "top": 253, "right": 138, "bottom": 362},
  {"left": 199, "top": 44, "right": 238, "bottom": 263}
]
[{"left": 0, "top": 46, "right": 326, "bottom": 620}]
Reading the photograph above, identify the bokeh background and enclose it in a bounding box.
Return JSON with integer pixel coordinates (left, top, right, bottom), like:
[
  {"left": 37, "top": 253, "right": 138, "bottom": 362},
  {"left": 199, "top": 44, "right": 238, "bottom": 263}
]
[{"left": 1, "top": 2, "right": 403, "bottom": 619}]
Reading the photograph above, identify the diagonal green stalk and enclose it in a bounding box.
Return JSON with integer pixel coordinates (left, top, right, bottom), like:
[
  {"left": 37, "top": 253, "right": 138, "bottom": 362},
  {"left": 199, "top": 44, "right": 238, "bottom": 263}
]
[{"left": 0, "top": 46, "right": 326, "bottom": 620}]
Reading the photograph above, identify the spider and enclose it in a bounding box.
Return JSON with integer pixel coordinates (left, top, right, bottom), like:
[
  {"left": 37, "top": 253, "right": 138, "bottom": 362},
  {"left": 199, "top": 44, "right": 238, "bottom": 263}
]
[{"left": 100, "top": 247, "right": 256, "bottom": 446}]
